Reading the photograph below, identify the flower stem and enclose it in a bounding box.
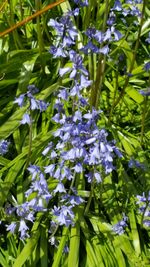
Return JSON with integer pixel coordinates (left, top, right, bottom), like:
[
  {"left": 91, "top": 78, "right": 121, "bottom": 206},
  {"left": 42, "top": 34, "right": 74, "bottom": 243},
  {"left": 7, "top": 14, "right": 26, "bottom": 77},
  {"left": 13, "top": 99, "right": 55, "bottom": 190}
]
[{"left": 90, "top": 0, "right": 110, "bottom": 109}]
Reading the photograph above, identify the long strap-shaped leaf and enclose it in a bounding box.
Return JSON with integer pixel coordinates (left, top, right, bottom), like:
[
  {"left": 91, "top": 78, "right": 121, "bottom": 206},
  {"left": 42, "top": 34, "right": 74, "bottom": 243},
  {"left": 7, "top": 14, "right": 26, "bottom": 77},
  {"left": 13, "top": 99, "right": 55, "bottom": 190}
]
[{"left": 0, "top": 0, "right": 66, "bottom": 37}]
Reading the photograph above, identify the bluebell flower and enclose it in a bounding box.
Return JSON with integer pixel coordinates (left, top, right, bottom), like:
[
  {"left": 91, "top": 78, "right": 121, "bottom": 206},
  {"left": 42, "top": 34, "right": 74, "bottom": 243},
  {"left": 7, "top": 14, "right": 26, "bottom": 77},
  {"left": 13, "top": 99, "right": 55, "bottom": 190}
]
[
  {"left": 49, "top": 45, "right": 67, "bottom": 58},
  {"left": 145, "top": 33, "right": 150, "bottom": 44},
  {"left": 14, "top": 94, "right": 25, "bottom": 107},
  {"left": 48, "top": 19, "right": 63, "bottom": 35},
  {"left": 52, "top": 205, "right": 74, "bottom": 226},
  {"left": 94, "top": 30, "right": 104, "bottom": 43},
  {"left": 143, "top": 220, "right": 150, "bottom": 227},
  {"left": 94, "top": 172, "right": 102, "bottom": 183},
  {"left": 139, "top": 88, "right": 150, "bottom": 96},
  {"left": 30, "top": 97, "right": 39, "bottom": 110},
  {"left": 80, "top": 41, "right": 99, "bottom": 54},
  {"left": 27, "top": 84, "right": 39, "bottom": 94},
  {"left": 128, "top": 158, "right": 145, "bottom": 168},
  {"left": 130, "top": 6, "right": 141, "bottom": 17},
  {"left": 144, "top": 62, "right": 150, "bottom": 72},
  {"left": 112, "top": 215, "right": 128, "bottom": 235},
  {"left": 21, "top": 113, "right": 31, "bottom": 125},
  {"left": 42, "top": 142, "right": 53, "bottom": 156},
  {"left": 19, "top": 219, "right": 29, "bottom": 240},
  {"left": 28, "top": 165, "right": 41, "bottom": 180},
  {"left": 136, "top": 192, "right": 150, "bottom": 227},
  {"left": 6, "top": 222, "right": 17, "bottom": 234},
  {"left": 136, "top": 193, "right": 146, "bottom": 204},
  {"left": 54, "top": 167, "right": 61, "bottom": 180},
  {"left": 59, "top": 67, "right": 71, "bottom": 77},
  {"left": 107, "top": 12, "right": 116, "bottom": 26},
  {"left": 85, "top": 27, "right": 96, "bottom": 39},
  {"left": 73, "top": 0, "right": 88, "bottom": 6},
  {"left": 0, "top": 140, "right": 9, "bottom": 155},
  {"left": 67, "top": 8, "right": 80, "bottom": 17},
  {"left": 48, "top": 15, "right": 78, "bottom": 47},
  {"left": 99, "top": 45, "right": 110, "bottom": 55},
  {"left": 67, "top": 195, "right": 84, "bottom": 206},
  {"left": 112, "top": 0, "right": 122, "bottom": 11},
  {"left": 63, "top": 245, "right": 69, "bottom": 254},
  {"left": 54, "top": 183, "right": 66, "bottom": 193},
  {"left": 73, "top": 162, "right": 83, "bottom": 173},
  {"left": 59, "top": 51, "right": 89, "bottom": 79},
  {"left": 58, "top": 89, "right": 68, "bottom": 100}
]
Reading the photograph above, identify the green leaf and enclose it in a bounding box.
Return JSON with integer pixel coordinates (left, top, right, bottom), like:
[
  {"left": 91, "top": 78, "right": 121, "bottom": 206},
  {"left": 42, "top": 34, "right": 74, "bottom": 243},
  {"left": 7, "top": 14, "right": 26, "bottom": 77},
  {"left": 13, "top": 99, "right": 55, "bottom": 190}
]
[
  {"left": 68, "top": 223, "right": 80, "bottom": 267},
  {"left": 52, "top": 227, "right": 69, "bottom": 267}
]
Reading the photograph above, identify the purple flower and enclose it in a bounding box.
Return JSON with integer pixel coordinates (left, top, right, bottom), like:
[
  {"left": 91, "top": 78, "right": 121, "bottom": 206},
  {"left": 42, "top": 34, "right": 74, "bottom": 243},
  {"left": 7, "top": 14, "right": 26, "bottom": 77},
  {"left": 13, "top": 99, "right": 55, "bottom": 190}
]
[
  {"left": 54, "top": 183, "right": 66, "bottom": 193},
  {"left": 145, "top": 33, "right": 150, "bottom": 44},
  {"left": 136, "top": 193, "right": 146, "bottom": 204},
  {"left": 112, "top": 0, "right": 122, "bottom": 11},
  {"left": 85, "top": 27, "right": 96, "bottom": 39},
  {"left": 14, "top": 94, "right": 25, "bottom": 107},
  {"left": 99, "top": 45, "right": 109, "bottom": 55},
  {"left": 139, "top": 89, "right": 150, "bottom": 96},
  {"left": 21, "top": 113, "right": 31, "bottom": 125},
  {"left": 80, "top": 75, "right": 92, "bottom": 88},
  {"left": 42, "top": 142, "right": 53, "bottom": 156},
  {"left": 68, "top": 195, "right": 84, "bottom": 206},
  {"left": 37, "top": 100, "right": 48, "bottom": 111},
  {"left": 73, "top": 162, "right": 83, "bottom": 173},
  {"left": 107, "top": 12, "right": 116, "bottom": 26},
  {"left": 18, "top": 219, "right": 29, "bottom": 240},
  {"left": 94, "top": 172, "right": 101, "bottom": 183},
  {"left": 0, "top": 140, "right": 9, "bottom": 155},
  {"left": 27, "top": 84, "right": 39, "bottom": 94},
  {"left": 143, "top": 220, "right": 150, "bottom": 227},
  {"left": 49, "top": 45, "right": 67, "bottom": 58},
  {"left": 128, "top": 159, "right": 145, "bottom": 168},
  {"left": 94, "top": 30, "right": 104, "bottom": 43},
  {"left": 59, "top": 67, "right": 71, "bottom": 77},
  {"left": 80, "top": 41, "right": 99, "bottom": 54},
  {"left": 28, "top": 165, "right": 41, "bottom": 180},
  {"left": 73, "top": 0, "right": 88, "bottom": 6},
  {"left": 58, "top": 89, "right": 68, "bottom": 100},
  {"left": 48, "top": 15, "right": 78, "bottom": 47},
  {"left": 52, "top": 205, "right": 74, "bottom": 226},
  {"left": 30, "top": 98, "right": 39, "bottom": 110},
  {"left": 6, "top": 222, "right": 17, "bottom": 234},
  {"left": 144, "top": 62, "right": 150, "bottom": 72},
  {"left": 112, "top": 216, "right": 128, "bottom": 235}
]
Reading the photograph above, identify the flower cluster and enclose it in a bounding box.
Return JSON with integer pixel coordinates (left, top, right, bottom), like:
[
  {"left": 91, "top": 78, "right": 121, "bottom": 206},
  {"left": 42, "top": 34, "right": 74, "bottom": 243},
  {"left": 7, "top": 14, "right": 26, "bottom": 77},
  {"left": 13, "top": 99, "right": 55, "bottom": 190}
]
[
  {"left": 112, "top": 215, "right": 128, "bottom": 235},
  {"left": 7, "top": 0, "right": 125, "bottom": 240},
  {"left": 136, "top": 192, "right": 150, "bottom": 227},
  {"left": 14, "top": 84, "right": 48, "bottom": 125},
  {"left": 6, "top": 165, "right": 52, "bottom": 240}
]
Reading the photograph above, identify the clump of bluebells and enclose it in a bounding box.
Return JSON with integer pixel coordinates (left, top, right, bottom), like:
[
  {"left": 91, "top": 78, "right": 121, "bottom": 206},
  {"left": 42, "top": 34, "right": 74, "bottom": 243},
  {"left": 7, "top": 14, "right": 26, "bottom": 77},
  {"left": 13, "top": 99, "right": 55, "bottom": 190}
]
[
  {"left": 5, "top": 0, "right": 148, "bottom": 242},
  {"left": 136, "top": 192, "right": 150, "bottom": 227},
  {"left": 14, "top": 84, "right": 48, "bottom": 125},
  {"left": 112, "top": 215, "right": 128, "bottom": 235}
]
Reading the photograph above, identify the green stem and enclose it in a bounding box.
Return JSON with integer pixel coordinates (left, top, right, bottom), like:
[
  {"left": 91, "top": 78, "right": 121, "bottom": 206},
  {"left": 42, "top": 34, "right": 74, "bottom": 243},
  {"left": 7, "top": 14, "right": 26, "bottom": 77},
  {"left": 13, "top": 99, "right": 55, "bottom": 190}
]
[
  {"left": 140, "top": 72, "right": 150, "bottom": 145},
  {"left": 24, "top": 109, "right": 33, "bottom": 170},
  {"left": 108, "top": 71, "right": 119, "bottom": 123},
  {"left": 35, "top": 0, "right": 45, "bottom": 73},
  {"left": 90, "top": 0, "right": 110, "bottom": 109},
  {"left": 9, "top": 0, "right": 23, "bottom": 49},
  {"left": 84, "top": 178, "right": 95, "bottom": 215}
]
